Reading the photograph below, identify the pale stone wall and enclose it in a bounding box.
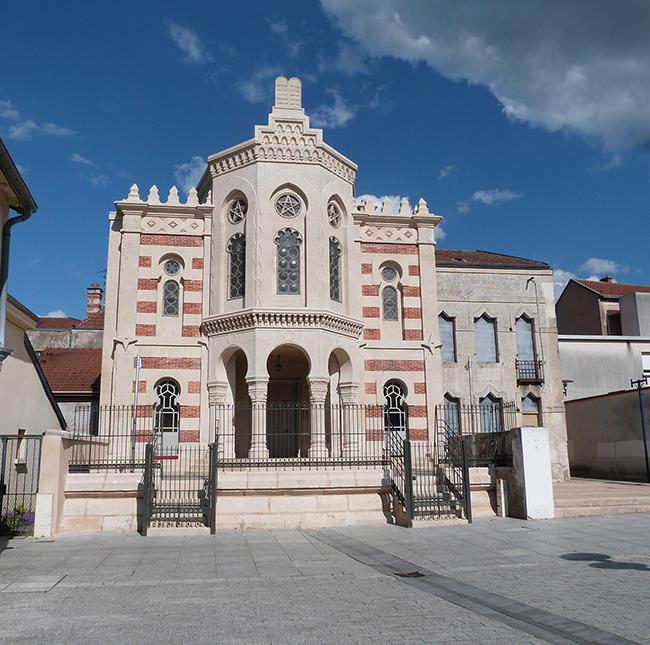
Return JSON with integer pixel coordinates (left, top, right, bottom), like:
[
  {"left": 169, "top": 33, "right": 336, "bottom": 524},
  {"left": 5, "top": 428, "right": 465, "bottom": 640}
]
[{"left": 28, "top": 328, "right": 103, "bottom": 351}]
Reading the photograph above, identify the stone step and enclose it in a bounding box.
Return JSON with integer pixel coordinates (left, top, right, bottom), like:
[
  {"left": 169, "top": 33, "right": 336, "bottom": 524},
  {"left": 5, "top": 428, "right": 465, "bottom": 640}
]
[
  {"left": 555, "top": 496, "right": 650, "bottom": 508},
  {"left": 555, "top": 504, "right": 650, "bottom": 518}
]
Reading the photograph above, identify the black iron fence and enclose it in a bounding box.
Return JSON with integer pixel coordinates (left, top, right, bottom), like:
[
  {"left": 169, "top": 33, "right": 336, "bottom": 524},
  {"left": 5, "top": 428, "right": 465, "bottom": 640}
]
[
  {"left": 68, "top": 405, "right": 155, "bottom": 473},
  {"left": 516, "top": 359, "right": 544, "bottom": 383},
  {"left": 0, "top": 435, "right": 42, "bottom": 536},
  {"left": 213, "top": 403, "right": 388, "bottom": 470},
  {"left": 438, "top": 401, "right": 517, "bottom": 436}
]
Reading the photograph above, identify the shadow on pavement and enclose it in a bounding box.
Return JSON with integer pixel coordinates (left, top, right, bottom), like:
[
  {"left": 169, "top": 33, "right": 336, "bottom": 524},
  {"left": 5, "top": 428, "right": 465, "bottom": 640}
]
[{"left": 561, "top": 552, "right": 649, "bottom": 571}]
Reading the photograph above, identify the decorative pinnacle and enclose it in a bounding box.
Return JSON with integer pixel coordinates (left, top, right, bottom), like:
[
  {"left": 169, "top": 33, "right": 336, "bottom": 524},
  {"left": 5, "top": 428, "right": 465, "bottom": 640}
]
[
  {"left": 147, "top": 185, "right": 160, "bottom": 204},
  {"left": 167, "top": 186, "right": 180, "bottom": 206},
  {"left": 187, "top": 186, "right": 199, "bottom": 206},
  {"left": 274, "top": 76, "right": 302, "bottom": 110},
  {"left": 415, "top": 197, "right": 429, "bottom": 215},
  {"left": 126, "top": 183, "right": 141, "bottom": 202},
  {"left": 399, "top": 197, "right": 411, "bottom": 215}
]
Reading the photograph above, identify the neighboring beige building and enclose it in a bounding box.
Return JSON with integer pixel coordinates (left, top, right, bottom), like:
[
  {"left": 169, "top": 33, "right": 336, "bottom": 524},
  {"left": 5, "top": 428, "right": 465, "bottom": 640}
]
[{"left": 95, "top": 76, "right": 569, "bottom": 481}]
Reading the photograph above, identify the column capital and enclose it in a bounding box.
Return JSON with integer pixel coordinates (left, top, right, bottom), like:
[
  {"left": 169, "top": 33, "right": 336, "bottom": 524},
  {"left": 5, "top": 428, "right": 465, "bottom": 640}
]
[
  {"left": 308, "top": 377, "right": 329, "bottom": 404},
  {"left": 207, "top": 380, "right": 228, "bottom": 405},
  {"left": 338, "top": 381, "right": 360, "bottom": 405},
  {"left": 246, "top": 376, "right": 269, "bottom": 404}
]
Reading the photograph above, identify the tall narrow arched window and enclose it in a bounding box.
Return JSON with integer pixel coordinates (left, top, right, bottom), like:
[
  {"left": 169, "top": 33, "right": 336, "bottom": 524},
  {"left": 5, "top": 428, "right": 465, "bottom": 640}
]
[
  {"left": 439, "top": 313, "right": 456, "bottom": 363},
  {"left": 479, "top": 394, "right": 503, "bottom": 433},
  {"left": 154, "top": 379, "right": 180, "bottom": 449},
  {"left": 443, "top": 394, "right": 461, "bottom": 434},
  {"left": 275, "top": 228, "right": 302, "bottom": 295},
  {"left": 329, "top": 237, "right": 342, "bottom": 302},
  {"left": 384, "top": 381, "right": 406, "bottom": 434},
  {"left": 522, "top": 393, "right": 541, "bottom": 426},
  {"left": 474, "top": 314, "right": 498, "bottom": 363},
  {"left": 162, "top": 280, "right": 180, "bottom": 316},
  {"left": 382, "top": 286, "right": 398, "bottom": 320},
  {"left": 227, "top": 233, "right": 246, "bottom": 299}
]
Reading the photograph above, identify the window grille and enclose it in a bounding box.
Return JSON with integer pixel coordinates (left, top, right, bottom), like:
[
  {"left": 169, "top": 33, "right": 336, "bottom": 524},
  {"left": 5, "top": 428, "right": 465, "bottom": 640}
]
[
  {"left": 443, "top": 395, "right": 461, "bottom": 434},
  {"left": 382, "top": 286, "right": 398, "bottom": 320},
  {"left": 329, "top": 237, "right": 342, "bottom": 301},
  {"left": 275, "top": 228, "right": 302, "bottom": 294},
  {"left": 384, "top": 381, "right": 406, "bottom": 434},
  {"left": 479, "top": 395, "right": 503, "bottom": 433},
  {"left": 164, "top": 259, "right": 180, "bottom": 276},
  {"left": 227, "top": 234, "right": 246, "bottom": 298},
  {"left": 154, "top": 380, "right": 180, "bottom": 434},
  {"left": 163, "top": 280, "right": 180, "bottom": 316}
]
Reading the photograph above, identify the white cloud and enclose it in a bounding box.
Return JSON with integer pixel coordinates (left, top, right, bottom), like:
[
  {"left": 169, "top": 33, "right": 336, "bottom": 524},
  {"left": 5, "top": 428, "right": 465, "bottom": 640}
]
[
  {"left": 553, "top": 268, "right": 576, "bottom": 300},
  {"left": 0, "top": 99, "right": 20, "bottom": 120},
  {"left": 270, "top": 19, "right": 288, "bottom": 35},
  {"left": 7, "top": 119, "right": 39, "bottom": 140},
  {"left": 320, "top": 41, "right": 370, "bottom": 76},
  {"left": 1, "top": 102, "right": 74, "bottom": 141},
  {"left": 321, "top": 0, "right": 650, "bottom": 150},
  {"left": 580, "top": 257, "right": 628, "bottom": 276},
  {"left": 311, "top": 88, "right": 356, "bottom": 128},
  {"left": 438, "top": 164, "right": 456, "bottom": 180},
  {"left": 357, "top": 194, "right": 406, "bottom": 213},
  {"left": 435, "top": 224, "right": 446, "bottom": 240},
  {"left": 472, "top": 189, "right": 521, "bottom": 205},
  {"left": 69, "top": 152, "right": 94, "bottom": 166},
  {"left": 456, "top": 201, "right": 470, "bottom": 214},
  {"left": 174, "top": 155, "right": 206, "bottom": 192},
  {"left": 167, "top": 21, "right": 212, "bottom": 64},
  {"left": 90, "top": 173, "right": 110, "bottom": 187},
  {"left": 44, "top": 309, "right": 67, "bottom": 318},
  {"left": 41, "top": 122, "right": 75, "bottom": 137},
  {"left": 593, "top": 153, "right": 622, "bottom": 172},
  {"left": 269, "top": 19, "right": 301, "bottom": 58},
  {"left": 237, "top": 66, "right": 282, "bottom": 103}
]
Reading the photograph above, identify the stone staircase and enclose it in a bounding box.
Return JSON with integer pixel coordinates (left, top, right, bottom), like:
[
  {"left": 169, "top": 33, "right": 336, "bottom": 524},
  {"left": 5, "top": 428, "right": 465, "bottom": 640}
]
[{"left": 554, "top": 478, "right": 650, "bottom": 517}]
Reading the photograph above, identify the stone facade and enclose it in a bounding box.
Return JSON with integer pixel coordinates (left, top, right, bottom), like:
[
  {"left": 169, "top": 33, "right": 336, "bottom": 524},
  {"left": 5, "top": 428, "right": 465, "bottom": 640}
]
[{"left": 99, "top": 76, "right": 569, "bottom": 480}]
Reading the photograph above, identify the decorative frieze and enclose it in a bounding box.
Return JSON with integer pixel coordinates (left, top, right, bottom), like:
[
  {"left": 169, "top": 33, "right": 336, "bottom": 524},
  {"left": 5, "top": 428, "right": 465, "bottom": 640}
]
[{"left": 201, "top": 310, "right": 363, "bottom": 339}]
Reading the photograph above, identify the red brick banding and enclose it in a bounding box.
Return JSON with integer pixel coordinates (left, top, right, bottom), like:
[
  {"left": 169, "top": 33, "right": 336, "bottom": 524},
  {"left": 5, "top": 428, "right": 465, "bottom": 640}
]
[
  {"left": 362, "top": 285, "right": 380, "bottom": 296},
  {"left": 408, "top": 405, "right": 427, "bottom": 418},
  {"left": 138, "top": 357, "right": 201, "bottom": 370},
  {"left": 361, "top": 243, "right": 418, "bottom": 255},
  {"left": 365, "top": 382, "right": 377, "bottom": 395},
  {"left": 137, "top": 301, "right": 157, "bottom": 313},
  {"left": 403, "top": 329, "right": 423, "bottom": 341},
  {"left": 408, "top": 428, "right": 428, "bottom": 441},
  {"left": 180, "top": 430, "right": 200, "bottom": 443},
  {"left": 139, "top": 256, "right": 152, "bottom": 267},
  {"left": 403, "top": 308, "right": 422, "bottom": 319},
  {"left": 188, "top": 380, "right": 201, "bottom": 394},
  {"left": 181, "top": 405, "right": 201, "bottom": 418},
  {"left": 414, "top": 382, "right": 426, "bottom": 394},
  {"left": 362, "top": 306, "right": 380, "bottom": 318},
  {"left": 363, "top": 328, "right": 381, "bottom": 340},
  {"left": 184, "top": 280, "right": 203, "bottom": 292},
  {"left": 402, "top": 286, "right": 421, "bottom": 297},
  {"left": 132, "top": 380, "right": 147, "bottom": 393},
  {"left": 361, "top": 263, "right": 373, "bottom": 274},
  {"left": 136, "top": 324, "right": 156, "bottom": 337},
  {"left": 140, "top": 234, "right": 203, "bottom": 247},
  {"left": 183, "top": 302, "right": 202, "bottom": 314},
  {"left": 192, "top": 257, "right": 204, "bottom": 269},
  {"left": 408, "top": 265, "right": 420, "bottom": 276},
  {"left": 137, "top": 278, "right": 158, "bottom": 291},
  {"left": 182, "top": 325, "right": 201, "bottom": 337},
  {"left": 364, "top": 359, "right": 424, "bottom": 372}
]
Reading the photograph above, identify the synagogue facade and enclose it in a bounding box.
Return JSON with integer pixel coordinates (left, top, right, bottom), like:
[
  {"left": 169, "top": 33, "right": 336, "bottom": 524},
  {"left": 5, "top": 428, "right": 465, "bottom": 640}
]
[{"left": 99, "top": 76, "right": 569, "bottom": 480}]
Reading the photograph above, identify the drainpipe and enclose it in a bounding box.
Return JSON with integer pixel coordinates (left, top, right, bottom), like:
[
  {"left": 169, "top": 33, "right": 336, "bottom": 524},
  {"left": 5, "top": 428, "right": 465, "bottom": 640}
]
[{"left": 0, "top": 209, "right": 35, "bottom": 367}]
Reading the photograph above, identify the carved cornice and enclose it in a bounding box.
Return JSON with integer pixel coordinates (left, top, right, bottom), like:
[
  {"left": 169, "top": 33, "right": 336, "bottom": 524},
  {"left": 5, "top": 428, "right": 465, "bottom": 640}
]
[{"left": 202, "top": 309, "right": 363, "bottom": 339}]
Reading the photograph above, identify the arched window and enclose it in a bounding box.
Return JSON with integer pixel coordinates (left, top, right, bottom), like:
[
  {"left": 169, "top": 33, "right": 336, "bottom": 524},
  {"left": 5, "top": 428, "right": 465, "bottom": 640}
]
[
  {"left": 227, "top": 233, "right": 246, "bottom": 299},
  {"left": 275, "top": 229, "right": 302, "bottom": 295},
  {"left": 154, "top": 380, "right": 180, "bottom": 452},
  {"left": 162, "top": 280, "right": 180, "bottom": 316},
  {"left": 474, "top": 314, "right": 498, "bottom": 363},
  {"left": 522, "top": 393, "right": 541, "bottom": 426},
  {"left": 516, "top": 316, "right": 536, "bottom": 362},
  {"left": 329, "top": 237, "right": 342, "bottom": 302},
  {"left": 479, "top": 394, "right": 503, "bottom": 433},
  {"left": 384, "top": 381, "right": 406, "bottom": 434},
  {"left": 443, "top": 394, "right": 461, "bottom": 434},
  {"left": 382, "top": 286, "right": 398, "bottom": 320},
  {"left": 439, "top": 313, "right": 456, "bottom": 363}
]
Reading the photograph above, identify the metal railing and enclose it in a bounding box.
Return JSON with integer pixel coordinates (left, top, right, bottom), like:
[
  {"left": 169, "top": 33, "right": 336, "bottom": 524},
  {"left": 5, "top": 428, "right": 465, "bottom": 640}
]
[
  {"left": 213, "top": 403, "right": 388, "bottom": 471},
  {"left": 68, "top": 405, "right": 155, "bottom": 473},
  {"left": 434, "top": 418, "right": 471, "bottom": 522},
  {"left": 516, "top": 359, "right": 544, "bottom": 383},
  {"left": 438, "top": 401, "right": 517, "bottom": 436}
]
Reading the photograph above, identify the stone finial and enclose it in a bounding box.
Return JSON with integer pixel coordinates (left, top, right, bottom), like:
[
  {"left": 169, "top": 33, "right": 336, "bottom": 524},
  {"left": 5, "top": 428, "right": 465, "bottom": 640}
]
[
  {"left": 399, "top": 197, "right": 411, "bottom": 215},
  {"left": 363, "top": 196, "right": 375, "bottom": 213},
  {"left": 274, "top": 76, "right": 302, "bottom": 110},
  {"left": 415, "top": 197, "right": 430, "bottom": 215},
  {"left": 166, "top": 186, "right": 180, "bottom": 206},
  {"left": 147, "top": 185, "right": 160, "bottom": 204},
  {"left": 126, "top": 183, "right": 141, "bottom": 202},
  {"left": 187, "top": 186, "right": 199, "bottom": 206},
  {"left": 381, "top": 197, "right": 392, "bottom": 214},
  {"left": 358, "top": 199, "right": 367, "bottom": 212},
  {"left": 202, "top": 189, "right": 212, "bottom": 205}
]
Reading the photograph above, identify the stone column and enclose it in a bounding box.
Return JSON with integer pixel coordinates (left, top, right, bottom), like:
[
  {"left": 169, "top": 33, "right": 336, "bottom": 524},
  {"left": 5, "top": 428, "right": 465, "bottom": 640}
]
[
  {"left": 339, "top": 382, "right": 360, "bottom": 457},
  {"left": 207, "top": 381, "right": 231, "bottom": 457},
  {"left": 247, "top": 377, "right": 269, "bottom": 459},
  {"left": 308, "top": 378, "right": 330, "bottom": 459}
]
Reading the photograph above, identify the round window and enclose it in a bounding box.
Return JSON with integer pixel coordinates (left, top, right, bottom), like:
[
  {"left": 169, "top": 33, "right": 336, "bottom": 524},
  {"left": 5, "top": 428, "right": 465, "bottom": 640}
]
[
  {"left": 275, "top": 193, "right": 301, "bottom": 218},
  {"left": 227, "top": 198, "right": 247, "bottom": 224},
  {"left": 327, "top": 201, "right": 341, "bottom": 228},
  {"left": 164, "top": 259, "right": 181, "bottom": 276},
  {"left": 381, "top": 266, "right": 397, "bottom": 282}
]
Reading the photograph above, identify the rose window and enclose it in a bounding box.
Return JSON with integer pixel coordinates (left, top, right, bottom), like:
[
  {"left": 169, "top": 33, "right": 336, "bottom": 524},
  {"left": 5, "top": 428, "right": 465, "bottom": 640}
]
[
  {"left": 275, "top": 193, "right": 301, "bottom": 218},
  {"left": 327, "top": 202, "right": 341, "bottom": 228},
  {"left": 227, "top": 198, "right": 247, "bottom": 224}
]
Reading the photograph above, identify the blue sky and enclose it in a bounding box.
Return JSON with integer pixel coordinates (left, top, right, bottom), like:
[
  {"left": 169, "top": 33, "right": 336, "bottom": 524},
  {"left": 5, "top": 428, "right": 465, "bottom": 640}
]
[{"left": 3, "top": 0, "right": 650, "bottom": 318}]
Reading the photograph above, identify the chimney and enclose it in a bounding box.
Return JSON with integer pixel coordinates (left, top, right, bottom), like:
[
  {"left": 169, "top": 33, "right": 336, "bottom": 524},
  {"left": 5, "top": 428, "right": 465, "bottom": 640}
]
[
  {"left": 599, "top": 275, "right": 615, "bottom": 283},
  {"left": 87, "top": 283, "right": 103, "bottom": 316}
]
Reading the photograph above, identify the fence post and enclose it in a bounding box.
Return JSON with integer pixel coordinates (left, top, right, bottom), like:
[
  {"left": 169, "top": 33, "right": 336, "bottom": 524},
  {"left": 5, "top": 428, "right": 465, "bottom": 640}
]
[
  {"left": 403, "top": 436, "right": 414, "bottom": 528},
  {"left": 461, "top": 437, "right": 473, "bottom": 524},
  {"left": 209, "top": 441, "right": 217, "bottom": 535},
  {"left": 141, "top": 442, "right": 153, "bottom": 537}
]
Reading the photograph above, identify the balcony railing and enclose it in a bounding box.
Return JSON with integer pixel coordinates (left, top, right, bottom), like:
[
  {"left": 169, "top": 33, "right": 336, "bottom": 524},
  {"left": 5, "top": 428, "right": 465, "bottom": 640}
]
[{"left": 516, "top": 359, "right": 544, "bottom": 384}]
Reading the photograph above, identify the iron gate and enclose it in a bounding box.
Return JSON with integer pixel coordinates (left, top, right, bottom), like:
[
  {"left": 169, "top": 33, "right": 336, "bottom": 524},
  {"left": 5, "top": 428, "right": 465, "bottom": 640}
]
[{"left": 0, "top": 435, "right": 42, "bottom": 536}]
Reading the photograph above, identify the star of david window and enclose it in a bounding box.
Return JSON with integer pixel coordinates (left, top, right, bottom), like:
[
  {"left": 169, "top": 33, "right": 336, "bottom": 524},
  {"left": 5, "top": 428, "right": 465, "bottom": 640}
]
[
  {"left": 327, "top": 201, "right": 341, "bottom": 228},
  {"left": 329, "top": 237, "right": 342, "bottom": 302},
  {"left": 275, "top": 228, "right": 302, "bottom": 294},
  {"left": 163, "top": 280, "right": 180, "bottom": 316},
  {"left": 227, "top": 233, "right": 246, "bottom": 299},
  {"left": 227, "top": 198, "right": 247, "bottom": 224},
  {"left": 275, "top": 193, "right": 301, "bottom": 218}
]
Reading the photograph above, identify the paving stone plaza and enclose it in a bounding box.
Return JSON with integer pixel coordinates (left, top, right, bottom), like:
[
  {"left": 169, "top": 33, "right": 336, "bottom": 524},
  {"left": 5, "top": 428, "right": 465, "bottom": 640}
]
[{"left": 1, "top": 514, "right": 649, "bottom": 643}]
